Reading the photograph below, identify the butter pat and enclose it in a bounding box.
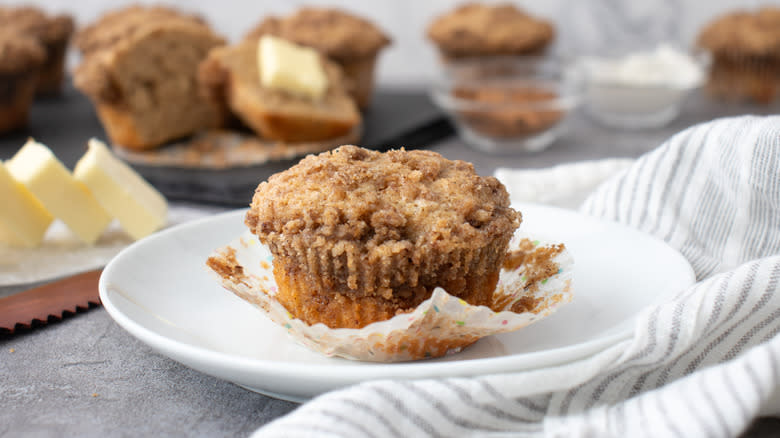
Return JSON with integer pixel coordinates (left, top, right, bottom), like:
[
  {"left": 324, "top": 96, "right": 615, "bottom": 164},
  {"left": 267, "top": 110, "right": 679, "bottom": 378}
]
[
  {"left": 258, "top": 35, "right": 328, "bottom": 99},
  {"left": 74, "top": 139, "right": 168, "bottom": 240},
  {"left": 0, "top": 162, "right": 53, "bottom": 247},
  {"left": 7, "top": 139, "right": 111, "bottom": 244}
]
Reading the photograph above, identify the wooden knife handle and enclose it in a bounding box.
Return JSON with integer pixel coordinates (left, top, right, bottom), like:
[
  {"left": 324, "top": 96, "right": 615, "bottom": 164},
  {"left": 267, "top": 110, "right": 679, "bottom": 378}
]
[{"left": 0, "top": 269, "right": 102, "bottom": 334}]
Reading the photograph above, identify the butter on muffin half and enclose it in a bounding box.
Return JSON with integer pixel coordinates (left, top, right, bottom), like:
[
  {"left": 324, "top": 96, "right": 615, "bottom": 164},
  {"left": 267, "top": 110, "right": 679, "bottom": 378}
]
[
  {"left": 244, "top": 145, "right": 521, "bottom": 329},
  {"left": 245, "top": 8, "right": 390, "bottom": 109},
  {"left": 198, "top": 39, "right": 360, "bottom": 143}
]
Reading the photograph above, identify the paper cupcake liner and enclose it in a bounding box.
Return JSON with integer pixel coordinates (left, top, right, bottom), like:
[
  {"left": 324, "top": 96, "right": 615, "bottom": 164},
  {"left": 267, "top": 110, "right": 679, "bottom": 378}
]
[
  {"left": 207, "top": 230, "right": 574, "bottom": 362},
  {"left": 264, "top": 231, "right": 510, "bottom": 323}
]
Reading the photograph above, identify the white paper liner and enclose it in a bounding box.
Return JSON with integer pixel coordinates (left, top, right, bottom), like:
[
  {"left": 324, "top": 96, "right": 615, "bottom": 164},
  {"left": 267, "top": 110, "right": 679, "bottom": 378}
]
[{"left": 208, "top": 230, "right": 574, "bottom": 362}]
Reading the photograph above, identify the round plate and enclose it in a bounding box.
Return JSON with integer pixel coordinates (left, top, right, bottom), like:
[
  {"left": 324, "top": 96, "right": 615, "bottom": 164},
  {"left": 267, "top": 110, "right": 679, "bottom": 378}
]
[{"left": 99, "top": 203, "right": 695, "bottom": 402}]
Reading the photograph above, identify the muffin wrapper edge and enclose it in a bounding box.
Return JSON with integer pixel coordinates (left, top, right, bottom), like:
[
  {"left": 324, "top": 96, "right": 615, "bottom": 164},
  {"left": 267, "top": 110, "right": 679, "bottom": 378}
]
[{"left": 207, "top": 230, "right": 574, "bottom": 362}]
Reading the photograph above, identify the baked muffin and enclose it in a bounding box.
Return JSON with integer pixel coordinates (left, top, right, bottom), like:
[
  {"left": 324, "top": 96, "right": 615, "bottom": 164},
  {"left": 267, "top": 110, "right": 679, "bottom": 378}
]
[
  {"left": 0, "top": 7, "right": 74, "bottom": 95},
  {"left": 427, "top": 3, "right": 554, "bottom": 60},
  {"left": 245, "top": 8, "right": 390, "bottom": 109},
  {"left": 244, "top": 145, "right": 521, "bottom": 328},
  {"left": 697, "top": 7, "right": 780, "bottom": 103},
  {"left": 0, "top": 30, "right": 45, "bottom": 133},
  {"left": 73, "top": 6, "right": 226, "bottom": 150},
  {"left": 198, "top": 40, "right": 360, "bottom": 143}
]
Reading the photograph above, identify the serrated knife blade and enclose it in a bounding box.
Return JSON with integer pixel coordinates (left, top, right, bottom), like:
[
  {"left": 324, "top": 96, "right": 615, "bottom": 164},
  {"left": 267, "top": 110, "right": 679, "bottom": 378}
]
[{"left": 0, "top": 269, "right": 102, "bottom": 334}]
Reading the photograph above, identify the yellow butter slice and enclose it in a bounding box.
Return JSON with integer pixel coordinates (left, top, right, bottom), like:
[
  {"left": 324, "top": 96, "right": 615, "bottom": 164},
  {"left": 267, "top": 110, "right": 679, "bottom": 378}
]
[
  {"left": 258, "top": 35, "right": 328, "bottom": 100},
  {"left": 6, "top": 139, "right": 111, "bottom": 245},
  {"left": 0, "top": 161, "right": 54, "bottom": 247},
  {"left": 74, "top": 139, "right": 168, "bottom": 240}
]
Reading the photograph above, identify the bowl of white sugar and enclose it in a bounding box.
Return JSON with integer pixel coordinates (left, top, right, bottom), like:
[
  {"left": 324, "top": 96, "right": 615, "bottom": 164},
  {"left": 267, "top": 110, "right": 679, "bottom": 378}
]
[{"left": 573, "top": 44, "right": 708, "bottom": 129}]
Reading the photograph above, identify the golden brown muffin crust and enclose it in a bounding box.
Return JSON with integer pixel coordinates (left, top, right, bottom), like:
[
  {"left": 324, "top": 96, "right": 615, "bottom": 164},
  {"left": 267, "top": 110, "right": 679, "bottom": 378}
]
[
  {"left": 245, "top": 8, "right": 390, "bottom": 60},
  {"left": 427, "top": 3, "right": 554, "bottom": 58},
  {"left": 0, "top": 30, "right": 45, "bottom": 74},
  {"left": 0, "top": 7, "right": 74, "bottom": 46},
  {"left": 697, "top": 7, "right": 780, "bottom": 56}
]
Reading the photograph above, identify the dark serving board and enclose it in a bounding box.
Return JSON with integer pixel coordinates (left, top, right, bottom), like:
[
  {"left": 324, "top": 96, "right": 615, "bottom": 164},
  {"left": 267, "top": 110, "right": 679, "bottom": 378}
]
[{"left": 0, "top": 82, "right": 453, "bottom": 207}]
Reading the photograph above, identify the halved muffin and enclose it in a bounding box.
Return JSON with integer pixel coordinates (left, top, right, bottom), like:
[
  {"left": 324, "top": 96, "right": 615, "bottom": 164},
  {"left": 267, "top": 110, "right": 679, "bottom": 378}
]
[
  {"left": 244, "top": 145, "right": 521, "bottom": 328},
  {"left": 199, "top": 40, "right": 360, "bottom": 143},
  {"left": 73, "top": 6, "right": 225, "bottom": 150}
]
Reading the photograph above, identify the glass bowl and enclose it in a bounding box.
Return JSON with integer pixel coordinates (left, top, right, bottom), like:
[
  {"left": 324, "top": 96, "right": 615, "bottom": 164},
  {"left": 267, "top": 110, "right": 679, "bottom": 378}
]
[
  {"left": 573, "top": 47, "right": 709, "bottom": 129},
  {"left": 431, "top": 57, "right": 580, "bottom": 154}
]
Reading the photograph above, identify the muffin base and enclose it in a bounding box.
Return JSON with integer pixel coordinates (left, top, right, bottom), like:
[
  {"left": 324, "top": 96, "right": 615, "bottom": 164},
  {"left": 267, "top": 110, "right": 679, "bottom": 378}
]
[
  {"left": 706, "top": 54, "right": 780, "bottom": 104},
  {"left": 271, "top": 253, "right": 502, "bottom": 329},
  {"left": 0, "top": 72, "right": 38, "bottom": 133},
  {"left": 36, "top": 40, "right": 68, "bottom": 95}
]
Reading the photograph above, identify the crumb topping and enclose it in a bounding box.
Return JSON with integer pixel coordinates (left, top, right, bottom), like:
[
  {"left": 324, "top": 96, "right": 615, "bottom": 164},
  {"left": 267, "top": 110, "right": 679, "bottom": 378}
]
[
  {"left": 697, "top": 7, "right": 780, "bottom": 56},
  {"left": 247, "top": 145, "right": 520, "bottom": 254},
  {"left": 75, "top": 5, "right": 209, "bottom": 55},
  {"left": 0, "top": 29, "right": 45, "bottom": 74},
  {"left": 245, "top": 8, "right": 390, "bottom": 60},
  {"left": 427, "top": 3, "right": 554, "bottom": 58},
  {"left": 0, "top": 7, "right": 73, "bottom": 46}
]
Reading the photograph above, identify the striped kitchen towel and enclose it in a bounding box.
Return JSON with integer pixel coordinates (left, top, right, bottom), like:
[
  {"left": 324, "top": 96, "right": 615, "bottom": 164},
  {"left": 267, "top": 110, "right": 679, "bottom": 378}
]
[{"left": 254, "top": 115, "right": 780, "bottom": 438}]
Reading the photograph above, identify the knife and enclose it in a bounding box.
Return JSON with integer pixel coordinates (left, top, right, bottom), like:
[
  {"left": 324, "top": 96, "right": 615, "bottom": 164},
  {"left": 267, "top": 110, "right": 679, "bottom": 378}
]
[{"left": 0, "top": 269, "right": 102, "bottom": 334}]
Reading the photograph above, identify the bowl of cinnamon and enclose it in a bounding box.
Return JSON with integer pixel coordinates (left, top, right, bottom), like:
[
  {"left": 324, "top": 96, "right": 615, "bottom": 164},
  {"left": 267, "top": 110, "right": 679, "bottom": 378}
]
[{"left": 431, "top": 57, "right": 580, "bottom": 154}]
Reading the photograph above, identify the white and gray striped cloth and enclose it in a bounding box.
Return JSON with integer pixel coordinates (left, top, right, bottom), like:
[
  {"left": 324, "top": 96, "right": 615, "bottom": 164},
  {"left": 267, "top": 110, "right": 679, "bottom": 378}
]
[{"left": 254, "top": 115, "right": 780, "bottom": 438}]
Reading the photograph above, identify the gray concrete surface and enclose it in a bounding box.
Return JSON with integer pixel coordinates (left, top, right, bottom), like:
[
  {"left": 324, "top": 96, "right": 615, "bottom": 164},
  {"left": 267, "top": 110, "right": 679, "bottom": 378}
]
[{"left": 2, "top": 92, "right": 779, "bottom": 437}]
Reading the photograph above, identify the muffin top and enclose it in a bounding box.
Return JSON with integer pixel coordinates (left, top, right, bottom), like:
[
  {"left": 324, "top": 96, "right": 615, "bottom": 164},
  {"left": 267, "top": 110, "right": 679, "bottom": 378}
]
[
  {"left": 0, "top": 29, "right": 45, "bottom": 74},
  {"left": 75, "top": 5, "right": 211, "bottom": 55},
  {"left": 427, "top": 3, "right": 554, "bottom": 58},
  {"left": 246, "top": 145, "right": 520, "bottom": 254},
  {"left": 697, "top": 7, "right": 780, "bottom": 56},
  {"left": 0, "top": 7, "right": 74, "bottom": 46},
  {"left": 245, "top": 8, "right": 390, "bottom": 60}
]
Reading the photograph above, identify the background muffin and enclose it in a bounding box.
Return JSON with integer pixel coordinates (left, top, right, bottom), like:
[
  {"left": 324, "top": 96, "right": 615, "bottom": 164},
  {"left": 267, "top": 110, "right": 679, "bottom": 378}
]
[
  {"left": 0, "top": 6, "right": 74, "bottom": 95},
  {"left": 0, "top": 30, "right": 45, "bottom": 133},
  {"left": 427, "top": 3, "right": 555, "bottom": 60},
  {"left": 73, "top": 6, "right": 226, "bottom": 150},
  {"left": 697, "top": 7, "right": 780, "bottom": 103},
  {"left": 245, "top": 8, "right": 390, "bottom": 109},
  {"left": 245, "top": 145, "right": 521, "bottom": 329}
]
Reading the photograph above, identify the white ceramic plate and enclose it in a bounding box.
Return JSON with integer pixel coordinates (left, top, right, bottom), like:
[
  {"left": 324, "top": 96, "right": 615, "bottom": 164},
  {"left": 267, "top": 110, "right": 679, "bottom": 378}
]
[{"left": 100, "top": 204, "right": 695, "bottom": 402}]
